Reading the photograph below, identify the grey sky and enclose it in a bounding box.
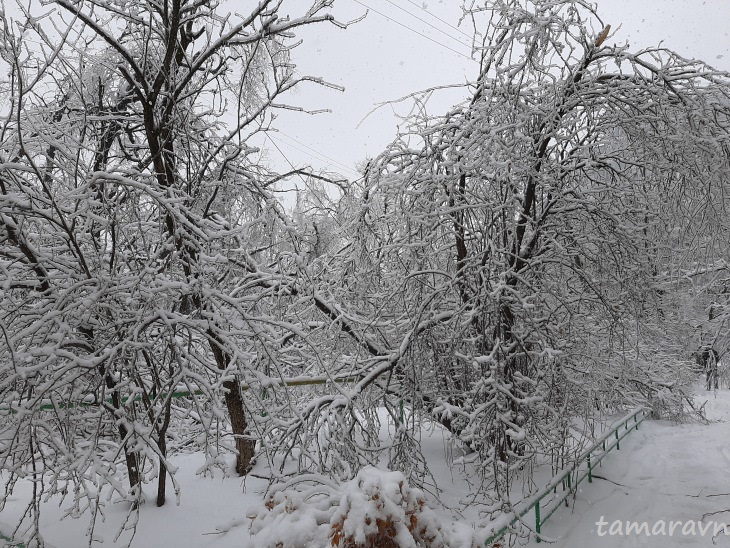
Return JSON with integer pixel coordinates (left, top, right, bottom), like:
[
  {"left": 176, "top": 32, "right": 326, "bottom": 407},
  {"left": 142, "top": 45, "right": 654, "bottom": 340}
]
[{"left": 267, "top": 1, "right": 730, "bottom": 186}]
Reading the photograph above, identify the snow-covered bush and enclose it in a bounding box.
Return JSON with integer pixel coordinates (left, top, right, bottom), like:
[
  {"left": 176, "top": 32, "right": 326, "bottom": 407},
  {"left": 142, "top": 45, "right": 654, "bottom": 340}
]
[{"left": 248, "top": 466, "right": 451, "bottom": 547}]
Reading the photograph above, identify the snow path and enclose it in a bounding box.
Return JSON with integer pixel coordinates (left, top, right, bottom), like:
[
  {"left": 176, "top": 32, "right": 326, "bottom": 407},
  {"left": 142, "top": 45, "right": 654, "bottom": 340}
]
[{"left": 524, "top": 388, "right": 730, "bottom": 547}]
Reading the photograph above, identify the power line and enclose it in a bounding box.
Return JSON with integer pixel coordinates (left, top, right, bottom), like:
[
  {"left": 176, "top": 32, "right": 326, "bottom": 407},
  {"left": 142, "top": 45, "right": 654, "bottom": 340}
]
[
  {"left": 383, "top": 0, "right": 472, "bottom": 50},
  {"left": 274, "top": 131, "right": 361, "bottom": 178},
  {"left": 403, "top": 0, "right": 474, "bottom": 41},
  {"left": 265, "top": 134, "right": 310, "bottom": 184},
  {"left": 352, "top": 0, "right": 476, "bottom": 62},
  {"left": 266, "top": 134, "right": 360, "bottom": 182},
  {"left": 270, "top": 134, "right": 360, "bottom": 179},
  {"left": 265, "top": 134, "right": 347, "bottom": 227}
]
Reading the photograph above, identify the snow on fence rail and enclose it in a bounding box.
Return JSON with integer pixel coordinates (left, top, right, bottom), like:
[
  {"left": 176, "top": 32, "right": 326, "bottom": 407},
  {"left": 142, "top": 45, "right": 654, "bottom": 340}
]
[
  {"left": 0, "top": 532, "right": 22, "bottom": 548},
  {"left": 0, "top": 375, "right": 401, "bottom": 548},
  {"left": 2, "top": 385, "right": 644, "bottom": 547},
  {"left": 0, "top": 375, "right": 363, "bottom": 413},
  {"left": 483, "top": 407, "right": 647, "bottom": 546}
]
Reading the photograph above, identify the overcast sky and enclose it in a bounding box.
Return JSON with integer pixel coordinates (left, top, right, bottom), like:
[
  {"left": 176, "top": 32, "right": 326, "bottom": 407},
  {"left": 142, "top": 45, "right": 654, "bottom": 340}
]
[{"left": 266, "top": 0, "right": 730, "bottom": 186}]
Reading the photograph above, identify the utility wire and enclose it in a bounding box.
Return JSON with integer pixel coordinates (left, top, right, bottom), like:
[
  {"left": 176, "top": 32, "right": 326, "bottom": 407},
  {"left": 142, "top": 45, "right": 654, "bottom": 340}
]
[
  {"left": 275, "top": 131, "right": 361, "bottom": 178},
  {"left": 265, "top": 134, "right": 347, "bottom": 227},
  {"left": 403, "top": 0, "right": 474, "bottom": 41},
  {"left": 265, "top": 134, "right": 311, "bottom": 185},
  {"left": 352, "top": 0, "right": 476, "bottom": 62},
  {"left": 383, "top": 0, "right": 472, "bottom": 49},
  {"left": 267, "top": 133, "right": 359, "bottom": 183}
]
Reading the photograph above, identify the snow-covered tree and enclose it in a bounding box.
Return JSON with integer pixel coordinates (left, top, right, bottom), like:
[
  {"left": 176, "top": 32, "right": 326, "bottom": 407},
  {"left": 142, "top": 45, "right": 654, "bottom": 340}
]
[
  {"left": 2, "top": 0, "right": 730, "bottom": 544},
  {"left": 0, "top": 0, "right": 348, "bottom": 541},
  {"left": 334, "top": 0, "right": 730, "bottom": 503}
]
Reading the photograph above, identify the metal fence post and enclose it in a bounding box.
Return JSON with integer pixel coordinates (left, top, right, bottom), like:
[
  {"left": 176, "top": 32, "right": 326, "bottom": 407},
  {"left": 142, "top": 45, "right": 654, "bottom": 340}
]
[
  {"left": 261, "top": 387, "right": 268, "bottom": 417},
  {"left": 481, "top": 408, "right": 647, "bottom": 546},
  {"left": 587, "top": 454, "right": 592, "bottom": 483}
]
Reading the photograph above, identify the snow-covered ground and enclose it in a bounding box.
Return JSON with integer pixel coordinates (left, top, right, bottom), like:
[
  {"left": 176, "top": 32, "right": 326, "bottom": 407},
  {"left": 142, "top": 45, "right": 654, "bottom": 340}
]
[
  {"left": 0, "top": 452, "right": 266, "bottom": 548},
  {"left": 525, "top": 386, "right": 730, "bottom": 547},
  {"left": 2, "top": 385, "right": 729, "bottom": 547}
]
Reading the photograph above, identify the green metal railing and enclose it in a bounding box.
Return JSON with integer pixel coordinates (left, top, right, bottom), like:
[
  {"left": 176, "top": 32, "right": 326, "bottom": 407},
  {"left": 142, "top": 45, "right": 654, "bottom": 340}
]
[
  {"left": 0, "top": 529, "right": 24, "bottom": 547},
  {"left": 0, "top": 375, "right": 363, "bottom": 414},
  {"left": 0, "top": 374, "right": 405, "bottom": 547},
  {"left": 1, "top": 400, "right": 644, "bottom": 548},
  {"left": 484, "top": 407, "right": 647, "bottom": 546}
]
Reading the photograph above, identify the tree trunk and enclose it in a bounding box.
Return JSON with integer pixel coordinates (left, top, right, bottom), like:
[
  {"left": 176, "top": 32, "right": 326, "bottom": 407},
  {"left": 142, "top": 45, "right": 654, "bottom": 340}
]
[
  {"left": 209, "top": 330, "right": 255, "bottom": 475},
  {"left": 116, "top": 413, "right": 141, "bottom": 493},
  {"left": 224, "top": 378, "right": 256, "bottom": 475},
  {"left": 84, "top": 325, "right": 141, "bottom": 495},
  {"left": 156, "top": 396, "right": 172, "bottom": 507}
]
